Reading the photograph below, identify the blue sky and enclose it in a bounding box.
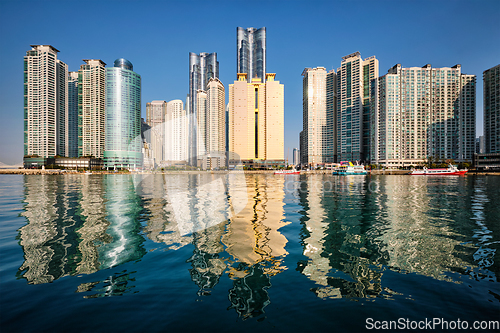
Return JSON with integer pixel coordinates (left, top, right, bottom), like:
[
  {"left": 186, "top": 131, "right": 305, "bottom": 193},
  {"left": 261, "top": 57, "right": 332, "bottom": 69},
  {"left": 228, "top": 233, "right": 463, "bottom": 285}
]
[{"left": 1, "top": 0, "right": 499, "bottom": 165}]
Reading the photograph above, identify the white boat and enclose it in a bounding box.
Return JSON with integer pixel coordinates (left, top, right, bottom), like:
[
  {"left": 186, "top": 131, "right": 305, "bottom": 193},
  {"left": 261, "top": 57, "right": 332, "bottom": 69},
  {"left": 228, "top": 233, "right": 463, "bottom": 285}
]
[
  {"left": 409, "top": 164, "right": 467, "bottom": 176},
  {"left": 274, "top": 169, "right": 300, "bottom": 175},
  {"left": 332, "top": 162, "right": 367, "bottom": 175}
]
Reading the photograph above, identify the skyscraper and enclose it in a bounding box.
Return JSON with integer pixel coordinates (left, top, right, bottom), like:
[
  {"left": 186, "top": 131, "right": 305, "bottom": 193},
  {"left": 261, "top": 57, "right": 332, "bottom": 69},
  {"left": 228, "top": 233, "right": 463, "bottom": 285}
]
[
  {"left": 146, "top": 100, "right": 167, "bottom": 164},
  {"left": 228, "top": 73, "right": 284, "bottom": 166},
  {"left": 301, "top": 67, "right": 335, "bottom": 167},
  {"left": 292, "top": 148, "right": 300, "bottom": 166},
  {"left": 67, "top": 71, "right": 79, "bottom": 157},
  {"left": 326, "top": 70, "right": 338, "bottom": 162},
  {"left": 204, "top": 77, "right": 226, "bottom": 169},
  {"left": 196, "top": 90, "right": 207, "bottom": 157},
  {"left": 483, "top": 64, "right": 500, "bottom": 154},
  {"left": 237, "top": 27, "right": 266, "bottom": 83},
  {"left": 104, "top": 58, "right": 142, "bottom": 169},
  {"left": 336, "top": 52, "right": 378, "bottom": 162},
  {"left": 188, "top": 52, "right": 219, "bottom": 165},
  {"left": 164, "top": 99, "right": 188, "bottom": 163},
  {"left": 371, "top": 64, "right": 476, "bottom": 167},
  {"left": 78, "top": 59, "right": 106, "bottom": 158},
  {"left": 24, "top": 45, "right": 68, "bottom": 158}
]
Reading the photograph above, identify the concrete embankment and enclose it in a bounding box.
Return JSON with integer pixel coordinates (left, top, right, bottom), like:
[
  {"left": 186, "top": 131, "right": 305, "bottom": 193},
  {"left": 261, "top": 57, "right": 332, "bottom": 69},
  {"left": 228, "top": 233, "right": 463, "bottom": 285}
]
[
  {"left": 1, "top": 169, "right": 499, "bottom": 176},
  {"left": 0, "top": 169, "right": 64, "bottom": 175}
]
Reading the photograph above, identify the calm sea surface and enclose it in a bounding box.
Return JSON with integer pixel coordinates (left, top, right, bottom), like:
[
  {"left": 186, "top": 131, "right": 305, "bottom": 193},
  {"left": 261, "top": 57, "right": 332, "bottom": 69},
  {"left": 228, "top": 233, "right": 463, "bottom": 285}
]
[{"left": 0, "top": 174, "right": 499, "bottom": 332}]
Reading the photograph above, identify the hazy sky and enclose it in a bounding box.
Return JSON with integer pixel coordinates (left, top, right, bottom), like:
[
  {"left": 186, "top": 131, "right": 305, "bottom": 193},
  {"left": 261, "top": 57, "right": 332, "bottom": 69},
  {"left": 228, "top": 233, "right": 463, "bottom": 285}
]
[{"left": 1, "top": 0, "right": 499, "bottom": 165}]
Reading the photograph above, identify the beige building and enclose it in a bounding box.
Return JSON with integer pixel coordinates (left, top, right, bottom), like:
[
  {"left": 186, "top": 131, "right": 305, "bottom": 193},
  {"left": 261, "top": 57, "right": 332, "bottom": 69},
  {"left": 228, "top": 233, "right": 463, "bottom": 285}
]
[
  {"left": 228, "top": 73, "right": 284, "bottom": 166},
  {"left": 78, "top": 59, "right": 106, "bottom": 158},
  {"left": 146, "top": 100, "right": 167, "bottom": 164},
  {"left": 24, "top": 45, "right": 68, "bottom": 158}
]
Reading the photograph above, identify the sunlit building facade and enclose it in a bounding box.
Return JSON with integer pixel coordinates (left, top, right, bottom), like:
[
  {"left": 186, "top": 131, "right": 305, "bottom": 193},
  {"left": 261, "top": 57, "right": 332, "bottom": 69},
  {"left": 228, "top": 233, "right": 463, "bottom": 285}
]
[
  {"left": 371, "top": 64, "right": 476, "bottom": 167},
  {"left": 78, "top": 59, "right": 106, "bottom": 158},
  {"left": 24, "top": 45, "right": 68, "bottom": 158},
  {"left": 336, "top": 52, "right": 378, "bottom": 163},
  {"left": 104, "top": 59, "right": 142, "bottom": 169},
  {"left": 301, "top": 67, "right": 335, "bottom": 167},
  {"left": 146, "top": 100, "right": 167, "bottom": 164},
  {"left": 188, "top": 52, "right": 219, "bottom": 165},
  {"left": 229, "top": 73, "right": 284, "bottom": 166},
  {"left": 164, "top": 99, "right": 188, "bottom": 162}
]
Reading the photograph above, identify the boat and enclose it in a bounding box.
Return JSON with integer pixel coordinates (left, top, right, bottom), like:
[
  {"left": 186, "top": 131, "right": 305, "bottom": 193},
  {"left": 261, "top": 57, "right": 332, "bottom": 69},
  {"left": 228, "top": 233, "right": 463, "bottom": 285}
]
[
  {"left": 332, "top": 161, "right": 367, "bottom": 175},
  {"left": 409, "top": 164, "right": 467, "bottom": 175},
  {"left": 274, "top": 169, "right": 300, "bottom": 175}
]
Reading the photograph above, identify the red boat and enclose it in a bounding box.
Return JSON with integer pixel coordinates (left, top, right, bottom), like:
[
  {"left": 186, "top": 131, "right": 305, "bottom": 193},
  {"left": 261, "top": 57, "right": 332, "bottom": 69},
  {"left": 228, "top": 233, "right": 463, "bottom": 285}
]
[{"left": 409, "top": 164, "right": 467, "bottom": 175}]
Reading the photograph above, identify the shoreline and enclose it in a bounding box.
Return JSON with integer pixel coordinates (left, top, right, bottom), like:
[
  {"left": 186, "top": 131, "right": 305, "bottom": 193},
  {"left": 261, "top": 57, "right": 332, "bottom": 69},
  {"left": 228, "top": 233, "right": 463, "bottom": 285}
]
[{"left": 1, "top": 169, "right": 499, "bottom": 176}]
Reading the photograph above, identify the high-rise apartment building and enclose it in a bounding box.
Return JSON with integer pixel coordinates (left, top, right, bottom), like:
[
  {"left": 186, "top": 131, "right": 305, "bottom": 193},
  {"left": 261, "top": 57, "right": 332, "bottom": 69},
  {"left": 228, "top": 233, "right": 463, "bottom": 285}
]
[
  {"left": 228, "top": 73, "right": 284, "bottom": 165},
  {"left": 67, "top": 72, "right": 79, "bottom": 157},
  {"left": 78, "top": 59, "right": 106, "bottom": 158},
  {"left": 187, "top": 52, "right": 219, "bottom": 165},
  {"left": 336, "top": 52, "right": 378, "bottom": 162},
  {"left": 292, "top": 148, "right": 300, "bottom": 166},
  {"left": 146, "top": 100, "right": 167, "bottom": 164},
  {"left": 326, "top": 70, "right": 338, "bottom": 163},
  {"left": 56, "top": 60, "right": 68, "bottom": 158},
  {"left": 484, "top": 64, "right": 500, "bottom": 154},
  {"left": 104, "top": 59, "right": 142, "bottom": 169},
  {"left": 164, "top": 99, "right": 188, "bottom": 162},
  {"left": 196, "top": 90, "right": 207, "bottom": 157},
  {"left": 237, "top": 27, "right": 266, "bottom": 83},
  {"left": 371, "top": 64, "right": 476, "bottom": 167},
  {"left": 206, "top": 78, "right": 226, "bottom": 154},
  {"left": 205, "top": 78, "right": 226, "bottom": 169},
  {"left": 194, "top": 78, "right": 226, "bottom": 169},
  {"left": 24, "top": 45, "right": 68, "bottom": 158},
  {"left": 301, "top": 67, "right": 335, "bottom": 167}
]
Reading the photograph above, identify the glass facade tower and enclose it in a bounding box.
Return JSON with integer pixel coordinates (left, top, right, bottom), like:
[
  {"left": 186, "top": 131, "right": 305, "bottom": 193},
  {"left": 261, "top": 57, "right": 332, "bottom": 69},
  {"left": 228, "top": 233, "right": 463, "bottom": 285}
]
[
  {"left": 237, "top": 27, "right": 266, "bottom": 83},
  {"left": 104, "top": 58, "right": 142, "bottom": 169}
]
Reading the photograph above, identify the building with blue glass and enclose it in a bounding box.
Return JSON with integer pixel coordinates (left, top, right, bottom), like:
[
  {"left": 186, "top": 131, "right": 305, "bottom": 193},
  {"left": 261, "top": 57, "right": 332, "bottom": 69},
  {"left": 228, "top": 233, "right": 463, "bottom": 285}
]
[
  {"left": 104, "top": 58, "right": 142, "bottom": 169},
  {"left": 237, "top": 27, "right": 266, "bottom": 83}
]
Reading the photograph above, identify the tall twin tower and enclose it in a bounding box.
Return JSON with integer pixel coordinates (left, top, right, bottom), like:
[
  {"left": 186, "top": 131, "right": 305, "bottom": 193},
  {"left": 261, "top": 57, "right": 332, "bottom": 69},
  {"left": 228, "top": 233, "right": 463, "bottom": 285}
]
[{"left": 188, "top": 27, "right": 284, "bottom": 168}]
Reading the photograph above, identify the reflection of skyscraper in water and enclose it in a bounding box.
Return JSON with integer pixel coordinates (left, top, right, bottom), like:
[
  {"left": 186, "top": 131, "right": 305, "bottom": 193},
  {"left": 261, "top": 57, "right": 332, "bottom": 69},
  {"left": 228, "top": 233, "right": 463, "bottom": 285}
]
[
  {"left": 19, "top": 176, "right": 76, "bottom": 283},
  {"left": 297, "top": 175, "right": 333, "bottom": 294},
  {"left": 227, "top": 264, "right": 271, "bottom": 320},
  {"left": 187, "top": 222, "right": 227, "bottom": 296},
  {"left": 297, "top": 175, "right": 383, "bottom": 299},
  {"left": 77, "top": 175, "right": 110, "bottom": 274},
  {"left": 223, "top": 175, "right": 287, "bottom": 319},
  {"left": 186, "top": 174, "right": 230, "bottom": 295},
  {"left": 373, "top": 176, "right": 481, "bottom": 281},
  {"left": 223, "top": 175, "right": 288, "bottom": 277},
  {"left": 98, "top": 175, "right": 146, "bottom": 269},
  {"left": 17, "top": 175, "right": 109, "bottom": 283},
  {"left": 136, "top": 174, "right": 171, "bottom": 245}
]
